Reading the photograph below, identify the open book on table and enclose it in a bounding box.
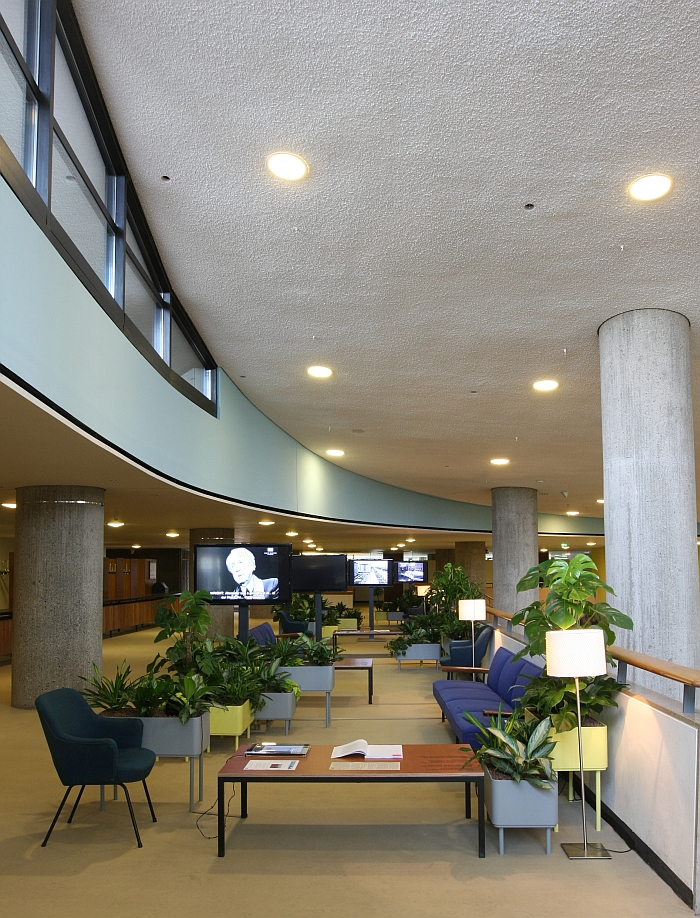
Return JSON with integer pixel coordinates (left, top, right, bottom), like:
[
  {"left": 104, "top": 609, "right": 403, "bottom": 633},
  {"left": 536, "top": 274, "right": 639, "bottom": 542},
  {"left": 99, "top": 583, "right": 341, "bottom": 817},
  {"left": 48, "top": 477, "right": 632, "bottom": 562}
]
[{"left": 331, "top": 739, "right": 403, "bottom": 759}]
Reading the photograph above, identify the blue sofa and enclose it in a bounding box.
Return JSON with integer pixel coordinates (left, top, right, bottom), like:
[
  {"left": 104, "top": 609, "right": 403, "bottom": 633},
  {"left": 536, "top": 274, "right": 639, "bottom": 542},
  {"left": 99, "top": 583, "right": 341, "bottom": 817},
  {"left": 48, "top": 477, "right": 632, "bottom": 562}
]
[
  {"left": 433, "top": 646, "right": 542, "bottom": 748},
  {"left": 249, "top": 622, "right": 277, "bottom": 646},
  {"left": 440, "top": 625, "right": 494, "bottom": 669}
]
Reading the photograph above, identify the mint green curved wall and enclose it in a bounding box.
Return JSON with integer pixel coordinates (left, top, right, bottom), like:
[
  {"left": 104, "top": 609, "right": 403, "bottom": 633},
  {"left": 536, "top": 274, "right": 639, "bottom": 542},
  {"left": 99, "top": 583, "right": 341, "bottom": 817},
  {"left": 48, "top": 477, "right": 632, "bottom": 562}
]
[{"left": 0, "top": 176, "right": 605, "bottom": 534}]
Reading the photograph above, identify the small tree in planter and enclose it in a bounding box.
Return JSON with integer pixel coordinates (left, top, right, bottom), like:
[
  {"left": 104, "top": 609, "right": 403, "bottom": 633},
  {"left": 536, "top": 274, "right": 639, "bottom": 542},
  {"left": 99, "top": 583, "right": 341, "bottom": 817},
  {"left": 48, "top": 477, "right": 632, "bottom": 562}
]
[
  {"left": 511, "top": 554, "right": 633, "bottom": 825},
  {"left": 280, "top": 635, "right": 343, "bottom": 727},
  {"left": 463, "top": 709, "right": 558, "bottom": 855}
]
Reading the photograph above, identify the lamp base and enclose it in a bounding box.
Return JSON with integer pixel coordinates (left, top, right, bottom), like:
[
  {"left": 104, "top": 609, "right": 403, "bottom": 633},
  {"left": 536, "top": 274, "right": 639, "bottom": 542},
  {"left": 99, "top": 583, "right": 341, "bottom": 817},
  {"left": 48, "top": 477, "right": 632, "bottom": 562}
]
[{"left": 561, "top": 842, "right": 612, "bottom": 860}]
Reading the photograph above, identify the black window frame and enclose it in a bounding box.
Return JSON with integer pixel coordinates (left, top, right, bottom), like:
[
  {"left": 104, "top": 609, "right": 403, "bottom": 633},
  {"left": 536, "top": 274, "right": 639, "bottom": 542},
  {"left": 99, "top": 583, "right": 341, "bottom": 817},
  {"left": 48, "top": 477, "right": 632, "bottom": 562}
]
[{"left": 0, "top": 0, "right": 217, "bottom": 415}]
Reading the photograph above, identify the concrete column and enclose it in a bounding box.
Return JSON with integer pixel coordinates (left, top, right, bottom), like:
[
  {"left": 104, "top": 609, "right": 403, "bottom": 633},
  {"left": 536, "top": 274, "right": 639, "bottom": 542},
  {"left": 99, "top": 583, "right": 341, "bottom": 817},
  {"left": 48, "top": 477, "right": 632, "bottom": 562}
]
[
  {"left": 600, "top": 309, "right": 700, "bottom": 696},
  {"left": 454, "top": 541, "right": 486, "bottom": 590},
  {"left": 491, "top": 488, "right": 539, "bottom": 616},
  {"left": 190, "top": 528, "right": 237, "bottom": 638},
  {"left": 434, "top": 548, "right": 455, "bottom": 572},
  {"left": 12, "top": 485, "right": 105, "bottom": 709}
]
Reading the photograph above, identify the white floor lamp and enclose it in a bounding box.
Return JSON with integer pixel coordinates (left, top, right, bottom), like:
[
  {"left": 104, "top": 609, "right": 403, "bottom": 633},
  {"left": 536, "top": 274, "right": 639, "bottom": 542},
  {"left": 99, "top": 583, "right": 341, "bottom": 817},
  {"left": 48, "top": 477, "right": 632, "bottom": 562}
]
[
  {"left": 546, "top": 627, "right": 612, "bottom": 860},
  {"left": 458, "top": 599, "right": 487, "bottom": 670}
]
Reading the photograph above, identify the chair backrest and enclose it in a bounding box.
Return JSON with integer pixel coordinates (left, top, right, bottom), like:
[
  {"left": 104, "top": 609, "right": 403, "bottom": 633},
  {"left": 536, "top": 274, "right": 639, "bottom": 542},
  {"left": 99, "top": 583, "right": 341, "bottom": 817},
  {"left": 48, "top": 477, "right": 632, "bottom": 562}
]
[
  {"left": 249, "top": 622, "right": 277, "bottom": 646},
  {"left": 35, "top": 687, "right": 102, "bottom": 741},
  {"left": 473, "top": 625, "right": 493, "bottom": 665}
]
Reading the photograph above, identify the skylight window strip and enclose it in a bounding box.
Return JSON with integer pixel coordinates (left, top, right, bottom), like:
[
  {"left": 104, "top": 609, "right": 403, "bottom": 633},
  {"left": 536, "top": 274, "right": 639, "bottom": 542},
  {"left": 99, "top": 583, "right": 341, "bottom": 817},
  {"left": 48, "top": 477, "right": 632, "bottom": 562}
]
[
  {"left": 52, "top": 121, "right": 118, "bottom": 233},
  {"left": 0, "top": 11, "right": 40, "bottom": 95}
]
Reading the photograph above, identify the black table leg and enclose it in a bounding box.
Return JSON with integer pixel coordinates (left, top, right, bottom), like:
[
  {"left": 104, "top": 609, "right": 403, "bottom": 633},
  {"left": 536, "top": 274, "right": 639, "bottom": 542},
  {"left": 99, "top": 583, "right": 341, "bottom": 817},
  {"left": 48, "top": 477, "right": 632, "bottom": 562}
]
[
  {"left": 241, "top": 781, "right": 248, "bottom": 818},
  {"left": 217, "top": 778, "right": 226, "bottom": 857},
  {"left": 477, "top": 777, "right": 485, "bottom": 857},
  {"left": 368, "top": 666, "right": 373, "bottom": 704},
  {"left": 465, "top": 781, "right": 471, "bottom": 819}
]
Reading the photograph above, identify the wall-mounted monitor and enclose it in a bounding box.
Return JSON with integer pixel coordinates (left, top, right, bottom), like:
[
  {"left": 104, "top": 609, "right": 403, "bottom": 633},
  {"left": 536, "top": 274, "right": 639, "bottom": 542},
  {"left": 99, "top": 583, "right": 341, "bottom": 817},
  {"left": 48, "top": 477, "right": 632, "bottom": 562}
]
[
  {"left": 395, "top": 560, "right": 428, "bottom": 583},
  {"left": 291, "top": 554, "right": 348, "bottom": 593},
  {"left": 193, "top": 543, "right": 292, "bottom": 604},
  {"left": 349, "top": 558, "right": 393, "bottom": 587}
]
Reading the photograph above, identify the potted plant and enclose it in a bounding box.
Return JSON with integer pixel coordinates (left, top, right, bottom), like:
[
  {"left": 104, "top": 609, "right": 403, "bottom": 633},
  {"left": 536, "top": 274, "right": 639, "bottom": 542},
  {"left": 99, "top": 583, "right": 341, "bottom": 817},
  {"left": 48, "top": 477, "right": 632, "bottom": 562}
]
[
  {"left": 385, "top": 616, "right": 442, "bottom": 669},
  {"left": 254, "top": 659, "right": 301, "bottom": 735},
  {"left": 280, "top": 635, "right": 343, "bottom": 726},
  {"left": 463, "top": 708, "right": 558, "bottom": 855},
  {"left": 334, "top": 602, "right": 363, "bottom": 631},
  {"left": 208, "top": 661, "right": 261, "bottom": 749}
]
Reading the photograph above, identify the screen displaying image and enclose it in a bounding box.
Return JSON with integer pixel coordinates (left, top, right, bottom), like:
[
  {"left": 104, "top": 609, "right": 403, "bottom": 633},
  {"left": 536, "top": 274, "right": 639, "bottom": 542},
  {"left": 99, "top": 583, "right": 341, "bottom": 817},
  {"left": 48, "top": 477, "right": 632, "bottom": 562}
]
[
  {"left": 292, "top": 555, "right": 348, "bottom": 592},
  {"left": 396, "top": 561, "right": 428, "bottom": 583},
  {"left": 194, "top": 544, "right": 292, "bottom": 604},
  {"left": 349, "top": 559, "right": 392, "bottom": 587}
]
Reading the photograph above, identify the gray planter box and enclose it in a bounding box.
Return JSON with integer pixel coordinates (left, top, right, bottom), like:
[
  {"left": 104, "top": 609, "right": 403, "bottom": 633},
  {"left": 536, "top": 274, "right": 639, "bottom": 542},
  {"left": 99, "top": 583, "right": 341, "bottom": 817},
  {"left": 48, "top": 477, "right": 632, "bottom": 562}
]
[
  {"left": 257, "top": 692, "right": 297, "bottom": 735},
  {"left": 281, "top": 665, "right": 335, "bottom": 692},
  {"left": 139, "top": 711, "right": 210, "bottom": 757},
  {"left": 138, "top": 711, "right": 210, "bottom": 812},
  {"left": 396, "top": 643, "right": 441, "bottom": 669},
  {"left": 484, "top": 767, "right": 558, "bottom": 855},
  {"left": 281, "top": 665, "right": 335, "bottom": 727}
]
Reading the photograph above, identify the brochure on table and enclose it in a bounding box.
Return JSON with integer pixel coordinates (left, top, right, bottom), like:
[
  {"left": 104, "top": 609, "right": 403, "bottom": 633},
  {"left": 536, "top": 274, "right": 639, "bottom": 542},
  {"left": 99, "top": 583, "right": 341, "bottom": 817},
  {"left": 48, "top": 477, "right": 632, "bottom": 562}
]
[
  {"left": 244, "top": 759, "right": 300, "bottom": 771},
  {"left": 331, "top": 740, "right": 403, "bottom": 759}
]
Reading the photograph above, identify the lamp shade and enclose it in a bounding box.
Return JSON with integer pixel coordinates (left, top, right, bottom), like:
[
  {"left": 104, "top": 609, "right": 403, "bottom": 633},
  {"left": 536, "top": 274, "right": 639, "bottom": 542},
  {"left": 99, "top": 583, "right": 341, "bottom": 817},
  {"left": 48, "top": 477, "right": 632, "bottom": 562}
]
[
  {"left": 458, "top": 599, "right": 487, "bottom": 621},
  {"left": 416, "top": 584, "right": 430, "bottom": 597},
  {"left": 546, "top": 628, "right": 607, "bottom": 678}
]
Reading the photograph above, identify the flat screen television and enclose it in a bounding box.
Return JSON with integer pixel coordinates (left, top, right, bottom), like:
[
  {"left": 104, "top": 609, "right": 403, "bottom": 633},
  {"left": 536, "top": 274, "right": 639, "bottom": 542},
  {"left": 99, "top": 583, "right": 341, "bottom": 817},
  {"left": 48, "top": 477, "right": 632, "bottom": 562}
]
[
  {"left": 291, "top": 554, "right": 348, "bottom": 592},
  {"left": 395, "top": 560, "right": 428, "bottom": 583},
  {"left": 193, "top": 543, "right": 292, "bottom": 604},
  {"left": 348, "top": 558, "right": 393, "bottom": 587}
]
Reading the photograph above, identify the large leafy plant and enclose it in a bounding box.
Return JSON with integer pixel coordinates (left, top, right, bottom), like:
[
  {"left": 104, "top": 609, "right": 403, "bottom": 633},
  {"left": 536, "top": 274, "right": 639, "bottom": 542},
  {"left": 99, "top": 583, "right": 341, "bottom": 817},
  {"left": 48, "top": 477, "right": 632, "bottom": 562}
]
[
  {"left": 154, "top": 589, "right": 213, "bottom": 672},
  {"left": 293, "top": 634, "right": 344, "bottom": 665},
  {"left": 427, "top": 563, "right": 484, "bottom": 615},
  {"left": 80, "top": 662, "right": 134, "bottom": 712},
  {"left": 518, "top": 673, "right": 627, "bottom": 732},
  {"left": 462, "top": 709, "right": 556, "bottom": 788},
  {"left": 511, "top": 554, "right": 632, "bottom": 659}
]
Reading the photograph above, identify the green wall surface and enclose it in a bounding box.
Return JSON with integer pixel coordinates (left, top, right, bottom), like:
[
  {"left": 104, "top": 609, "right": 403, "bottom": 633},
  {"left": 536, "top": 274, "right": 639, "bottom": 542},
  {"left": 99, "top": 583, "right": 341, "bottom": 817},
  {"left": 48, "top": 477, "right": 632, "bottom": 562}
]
[{"left": 0, "top": 175, "right": 607, "bottom": 534}]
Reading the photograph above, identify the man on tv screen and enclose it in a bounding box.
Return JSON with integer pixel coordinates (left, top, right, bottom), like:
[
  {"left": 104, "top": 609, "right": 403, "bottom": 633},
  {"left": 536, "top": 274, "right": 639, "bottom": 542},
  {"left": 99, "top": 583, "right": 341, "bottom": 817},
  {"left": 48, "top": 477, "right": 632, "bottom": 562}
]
[{"left": 226, "top": 547, "right": 279, "bottom": 600}]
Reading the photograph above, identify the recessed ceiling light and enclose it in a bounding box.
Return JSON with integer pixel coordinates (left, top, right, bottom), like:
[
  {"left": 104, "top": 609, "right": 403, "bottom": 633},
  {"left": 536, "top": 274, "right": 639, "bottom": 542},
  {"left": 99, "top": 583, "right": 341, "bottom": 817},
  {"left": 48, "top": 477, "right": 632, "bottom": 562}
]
[
  {"left": 2, "top": 502, "right": 16, "bottom": 509},
  {"left": 597, "top": 499, "right": 604, "bottom": 504},
  {"left": 132, "top": 544, "right": 141, "bottom": 549},
  {"left": 628, "top": 174, "right": 672, "bottom": 201},
  {"left": 307, "top": 365, "right": 332, "bottom": 378},
  {"left": 303, "top": 539, "right": 313, "bottom": 543},
  {"left": 259, "top": 521, "right": 275, "bottom": 526},
  {"left": 397, "top": 543, "right": 406, "bottom": 548},
  {"left": 326, "top": 449, "right": 345, "bottom": 457},
  {"left": 390, "top": 547, "right": 398, "bottom": 551},
  {"left": 267, "top": 152, "right": 309, "bottom": 181},
  {"left": 566, "top": 511, "right": 579, "bottom": 516},
  {"left": 308, "top": 543, "right": 316, "bottom": 548},
  {"left": 107, "top": 520, "right": 125, "bottom": 528},
  {"left": 286, "top": 531, "right": 298, "bottom": 537},
  {"left": 561, "top": 542, "right": 569, "bottom": 549},
  {"left": 490, "top": 458, "right": 509, "bottom": 466},
  {"left": 315, "top": 546, "right": 324, "bottom": 551},
  {"left": 533, "top": 380, "right": 558, "bottom": 392},
  {"left": 166, "top": 531, "right": 179, "bottom": 538},
  {"left": 539, "top": 548, "right": 548, "bottom": 552},
  {"left": 587, "top": 542, "right": 597, "bottom": 547},
  {"left": 406, "top": 538, "right": 415, "bottom": 543}
]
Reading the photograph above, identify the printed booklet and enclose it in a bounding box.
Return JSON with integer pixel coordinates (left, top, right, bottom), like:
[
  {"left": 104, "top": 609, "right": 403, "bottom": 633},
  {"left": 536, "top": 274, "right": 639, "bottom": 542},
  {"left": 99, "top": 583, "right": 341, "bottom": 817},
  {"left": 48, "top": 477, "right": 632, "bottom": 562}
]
[{"left": 331, "top": 740, "right": 403, "bottom": 759}]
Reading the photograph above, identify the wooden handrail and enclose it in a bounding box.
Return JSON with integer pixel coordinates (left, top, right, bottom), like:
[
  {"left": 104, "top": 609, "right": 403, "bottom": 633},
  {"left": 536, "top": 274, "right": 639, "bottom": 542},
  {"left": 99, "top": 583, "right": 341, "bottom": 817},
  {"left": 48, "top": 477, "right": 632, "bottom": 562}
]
[{"left": 485, "top": 603, "right": 700, "bottom": 713}]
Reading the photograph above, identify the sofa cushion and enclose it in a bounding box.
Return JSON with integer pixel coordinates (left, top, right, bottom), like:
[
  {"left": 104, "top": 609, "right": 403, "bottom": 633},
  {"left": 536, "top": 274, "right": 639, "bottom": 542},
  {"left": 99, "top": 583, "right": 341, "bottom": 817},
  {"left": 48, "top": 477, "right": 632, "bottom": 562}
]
[
  {"left": 486, "top": 647, "right": 513, "bottom": 691},
  {"left": 507, "top": 659, "right": 542, "bottom": 704},
  {"left": 496, "top": 652, "right": 527, "bottom": 701}
]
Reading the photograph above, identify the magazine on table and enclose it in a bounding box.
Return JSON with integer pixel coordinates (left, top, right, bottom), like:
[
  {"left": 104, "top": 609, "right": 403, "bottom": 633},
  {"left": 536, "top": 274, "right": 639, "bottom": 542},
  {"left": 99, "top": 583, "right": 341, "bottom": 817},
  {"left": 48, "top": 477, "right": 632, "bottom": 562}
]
[
  {"left": 246, "top": 744, "right": 310, "bottom": 756},
  {"left": 244, "top": 759, "right": 300, "bottom": 771},
  {"left": 331, "top": 739, "right": 403, "bottom": 759}
]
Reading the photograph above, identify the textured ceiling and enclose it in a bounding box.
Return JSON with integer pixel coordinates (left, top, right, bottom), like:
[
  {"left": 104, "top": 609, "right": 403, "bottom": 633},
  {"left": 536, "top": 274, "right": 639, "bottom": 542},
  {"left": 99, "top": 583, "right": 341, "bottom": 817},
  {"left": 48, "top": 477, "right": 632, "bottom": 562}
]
[{"left": 70, "top": 0, "right": 700, "bottom": 518}]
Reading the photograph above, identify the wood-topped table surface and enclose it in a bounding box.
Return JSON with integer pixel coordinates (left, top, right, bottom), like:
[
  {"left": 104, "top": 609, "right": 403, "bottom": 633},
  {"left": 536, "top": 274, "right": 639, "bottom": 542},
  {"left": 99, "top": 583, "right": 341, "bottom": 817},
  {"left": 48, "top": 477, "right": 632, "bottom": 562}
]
[
  {"left": 334, "top": 657, "right": 374, "bottom": 703},
  {"left": 217, "top": 743, "right": 485, "bottom": 857}
]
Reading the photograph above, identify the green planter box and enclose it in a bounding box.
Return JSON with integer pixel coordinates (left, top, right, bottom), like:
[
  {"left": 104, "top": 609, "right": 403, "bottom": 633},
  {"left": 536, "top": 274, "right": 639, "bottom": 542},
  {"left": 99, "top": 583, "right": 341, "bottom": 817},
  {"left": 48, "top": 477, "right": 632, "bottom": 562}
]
[
  {"left": 550, "top": 723, "right": 608, "bottom": 772},
  {"left": 209, "top": 701, "right": 254, "bottom": 749}
]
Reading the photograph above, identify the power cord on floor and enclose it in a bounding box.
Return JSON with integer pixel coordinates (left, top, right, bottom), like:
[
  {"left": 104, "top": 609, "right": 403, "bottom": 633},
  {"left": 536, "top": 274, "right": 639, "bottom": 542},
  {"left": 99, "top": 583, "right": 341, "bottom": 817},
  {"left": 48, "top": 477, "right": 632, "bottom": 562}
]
[{"left": 195, "top": 786, "right": 237, "bottom": 840}]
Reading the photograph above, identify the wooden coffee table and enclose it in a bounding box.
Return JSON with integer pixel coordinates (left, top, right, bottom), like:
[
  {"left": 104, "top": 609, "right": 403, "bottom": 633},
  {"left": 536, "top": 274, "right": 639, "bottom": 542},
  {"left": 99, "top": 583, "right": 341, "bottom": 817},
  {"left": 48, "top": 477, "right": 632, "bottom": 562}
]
[
  {"left": 217, "top": 743, "right": 485, "bottom": 857},
  {"left": 334, "top": 657, "right": 373, "bottom": 703}
]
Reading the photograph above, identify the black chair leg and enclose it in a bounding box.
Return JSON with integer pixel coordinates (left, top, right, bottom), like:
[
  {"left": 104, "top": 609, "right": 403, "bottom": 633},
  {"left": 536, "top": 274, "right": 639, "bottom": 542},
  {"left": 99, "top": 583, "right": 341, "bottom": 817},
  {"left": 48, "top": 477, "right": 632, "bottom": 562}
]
[
  {"left": 67, "top": 785, "right": 86, "bottom": 823},
  {"left": 41, "top": 786, "right": 73, "bottom": 847},
  {"left": 119, "top": 784, "right": 142, "bottom": 847},
  {"left": 142, "top": 780, "right": 157, "bottom": 823}
]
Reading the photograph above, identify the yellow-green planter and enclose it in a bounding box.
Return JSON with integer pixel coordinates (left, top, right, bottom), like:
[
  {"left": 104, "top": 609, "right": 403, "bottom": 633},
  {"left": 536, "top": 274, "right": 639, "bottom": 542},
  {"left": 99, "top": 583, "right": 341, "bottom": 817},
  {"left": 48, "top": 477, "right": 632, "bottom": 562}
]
[
  {"left": 209, "top": 701, "right": 254, "bottom": 750},
  {"left": 322, "top": 625, "right": 339, "bottom": 639},
  {"left": 550, "top": 722, "right": 607, "bottom": 832},
  {"left": 550, "top": 723, "right": 608, "bottom": 772}
]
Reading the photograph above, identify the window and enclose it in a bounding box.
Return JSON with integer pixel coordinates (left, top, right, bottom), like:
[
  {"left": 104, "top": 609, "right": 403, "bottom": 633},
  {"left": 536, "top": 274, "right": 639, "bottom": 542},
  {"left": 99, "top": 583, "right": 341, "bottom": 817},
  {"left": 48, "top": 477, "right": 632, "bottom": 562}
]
[
  {"left": 171, "top": 318, "right": 212, "bottom": 399},
  {"left": 0, "top": 1, "right": 38, "bottom": 184},
  {"left": 0, "top": 0, "right": 216, "bottom": 411}
]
